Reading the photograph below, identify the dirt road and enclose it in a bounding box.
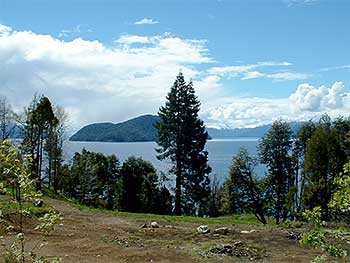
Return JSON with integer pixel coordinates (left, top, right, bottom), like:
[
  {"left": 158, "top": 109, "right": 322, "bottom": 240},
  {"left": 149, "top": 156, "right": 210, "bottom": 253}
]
[{"left": 1, "top": 198, "right": 324, "bottom": 262}]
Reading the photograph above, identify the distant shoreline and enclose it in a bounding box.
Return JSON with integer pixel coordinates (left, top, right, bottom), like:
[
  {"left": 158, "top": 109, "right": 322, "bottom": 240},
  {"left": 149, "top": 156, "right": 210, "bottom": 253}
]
[{"left": 68, "top": 137, "right": 260, "bottom": 144}]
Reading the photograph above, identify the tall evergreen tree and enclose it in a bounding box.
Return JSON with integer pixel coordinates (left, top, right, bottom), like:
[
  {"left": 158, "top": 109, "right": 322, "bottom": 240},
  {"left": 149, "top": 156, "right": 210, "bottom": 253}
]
[
  {"left": 156, "top": 72, "right": 211, "bottom": 215},
  {"left": 259, "top": 120, "right": 294, "bottom": 224},
  {"left": 21, "top": 95, "right": 57, "bottom": 190}
]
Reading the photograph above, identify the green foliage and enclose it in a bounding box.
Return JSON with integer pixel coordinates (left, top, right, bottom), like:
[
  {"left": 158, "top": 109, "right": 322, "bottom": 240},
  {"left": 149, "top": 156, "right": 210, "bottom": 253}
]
[
  {"left": 292, "top": 121, "right": 316, "bottom": 214},
  {"left": 35, "top": 211, "right": 63, "bottom": 234},
  {"left": 0, "top": 140, "right": 62, "bottom": 262},
  {"left": 116, "top": 156, "right": 172, "bottom": 214},
  {"left": 303, "top": 206, "right": 323, "bottom": 226},
  {"left": 221, "top": 148, "right": 267, "bottom": 224},
  {"left": 156, "top": 72, "right": 211, "bottom": 215},
  {"left": 64, "top": 148, "right": 119, "bottom": 209},
  {"left": 303, "top": 115, "right": 348, "bottom": 220},
  {"left": 258, "top": 120, "right": 294, "bottom": 224},
  {"left": 329, "top": 163, "right": 350, "bottom": 215},
  {"left": 20, "top": 95, "right": 66, "bottom": 192},
  {"left": 207, "top": 175, "right": 222, "bottom": 217},
  {"left": 300, "top": 210, "right": 349, "bottom": 260},
  {"left": 301, "top": 164, "right": 350, "bottom": 262}
]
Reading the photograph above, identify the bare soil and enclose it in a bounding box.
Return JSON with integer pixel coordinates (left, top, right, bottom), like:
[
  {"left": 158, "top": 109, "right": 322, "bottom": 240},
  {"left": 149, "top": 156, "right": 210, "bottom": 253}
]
[{"left": 0, "top": 198, "right": 339, "bottom": 262}]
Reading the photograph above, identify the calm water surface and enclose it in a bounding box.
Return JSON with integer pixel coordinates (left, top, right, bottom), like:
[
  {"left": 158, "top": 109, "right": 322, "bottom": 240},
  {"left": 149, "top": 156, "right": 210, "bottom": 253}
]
[{"left": 64, "top": 138, "right": 265, "bottom": 182}]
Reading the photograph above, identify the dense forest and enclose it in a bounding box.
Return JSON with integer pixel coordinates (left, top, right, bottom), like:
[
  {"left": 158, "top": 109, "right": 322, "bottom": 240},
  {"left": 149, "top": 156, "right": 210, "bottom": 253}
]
[{"left": 1, "top": 73, "right": 350, "bottom": 262}]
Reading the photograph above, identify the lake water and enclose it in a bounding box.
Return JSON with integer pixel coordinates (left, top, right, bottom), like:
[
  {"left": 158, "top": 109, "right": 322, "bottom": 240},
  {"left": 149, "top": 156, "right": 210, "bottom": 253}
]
[{"left": 64, "top": 138, "right": 265, "bottom": 182}]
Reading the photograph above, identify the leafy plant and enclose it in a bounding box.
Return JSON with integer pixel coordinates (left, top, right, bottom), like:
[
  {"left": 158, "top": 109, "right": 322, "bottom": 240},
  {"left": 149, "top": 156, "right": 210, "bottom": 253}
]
[
  {"left": 300, "top": 163, "right": 350, "bottom": 262},
  {"left": 0, "top": 140, "right": 62, "bottom": 262}
]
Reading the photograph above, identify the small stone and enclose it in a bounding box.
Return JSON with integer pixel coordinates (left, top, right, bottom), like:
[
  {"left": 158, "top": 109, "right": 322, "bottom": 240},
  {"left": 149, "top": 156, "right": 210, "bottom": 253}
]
[
  {"left": 240, "top": 229, "right": 256, "bottom": 234},
  {"left": 34, "top": 200, "right": 44, "bottom": 207},
  {"left": 213, "top": 227, "right": 229, "bottom": 235},
  {"left": 151, "top": 221, "right": 159, "bottom": 228},
  {"left": 197, "top": 225, "right": 210, "bottom": 234},
  {"left": 140, "top": 223, "right": 148, "bottom": 228}
]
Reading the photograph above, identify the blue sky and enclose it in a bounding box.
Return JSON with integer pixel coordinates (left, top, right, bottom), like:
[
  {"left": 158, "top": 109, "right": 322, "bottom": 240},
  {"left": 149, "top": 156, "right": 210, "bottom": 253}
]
[{"left": 0, "top": 0, "right": 349, "bottom": 129}]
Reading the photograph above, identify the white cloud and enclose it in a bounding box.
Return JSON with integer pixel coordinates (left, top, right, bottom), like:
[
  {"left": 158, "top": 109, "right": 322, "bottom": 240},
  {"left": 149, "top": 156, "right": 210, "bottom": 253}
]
[
  {"left": 202, "top": 81, "right": 349, "bottom": 129},
  {"left": 266, "top": 72, "right": 311, "bottom": 81},
  {"left": 209, "top": 62, "right": 310, "bottom": 81},
  {"left": 134, "top": 18, "right": 159, "bottom": 25},
  {"left": 241, "top": 71, "right": 264, "bottom": 80},
  {"left": 289, "top": 81, "right": 347, "bottom": 111},
  {"left": 116, "top": 35, "right": 154, "bottom": 44},
  {"left": 58, "top": 25, "right": 92, "bottom": 38},
  {"left": 284, "top": 0, "right": 321, "bottom": 7},
  {"left": 208, "top": 61, "right": 292, "bottom": 77},
  {"left": 0, "top": 24, "right": 347, "bottom": 131},
  {"left": 0, "top": 24, "right": 12, "bottom": 36},
  {"left": 0, "top": 25, "right": 212, "bottom": 129},
  {"left": 58, "top": 25, "right": 81, "bottom": 38},
  {"left": 320, "top": 65, "right": 350, "bottom": 72}
]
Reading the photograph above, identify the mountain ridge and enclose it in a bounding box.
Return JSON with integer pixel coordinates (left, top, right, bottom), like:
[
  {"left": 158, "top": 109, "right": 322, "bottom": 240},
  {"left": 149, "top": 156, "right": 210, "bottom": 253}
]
[{"left": 69, "top": 114, "right": 304, "bottom": 142}]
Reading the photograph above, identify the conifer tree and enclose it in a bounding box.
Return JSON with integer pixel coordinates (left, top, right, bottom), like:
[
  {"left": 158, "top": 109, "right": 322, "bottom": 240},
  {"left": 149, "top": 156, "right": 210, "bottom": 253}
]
[{"left": 156, "top": 72, "right": 211, "bottom": 215}]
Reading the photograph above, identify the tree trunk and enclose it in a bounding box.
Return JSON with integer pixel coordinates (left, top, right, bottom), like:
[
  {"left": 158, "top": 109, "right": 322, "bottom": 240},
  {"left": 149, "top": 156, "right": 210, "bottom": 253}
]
[{"left": 174, "top": 159, "right": 182, "bottom": 215}]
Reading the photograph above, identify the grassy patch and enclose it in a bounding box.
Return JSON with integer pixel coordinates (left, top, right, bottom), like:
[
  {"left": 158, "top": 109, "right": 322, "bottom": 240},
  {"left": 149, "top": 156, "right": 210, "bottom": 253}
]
[
  {"left": 0, "top": 199, "right": 53, "bottom": 218},
  {"left": 71, "top": 201, "right": 274, "bottom": 225}
]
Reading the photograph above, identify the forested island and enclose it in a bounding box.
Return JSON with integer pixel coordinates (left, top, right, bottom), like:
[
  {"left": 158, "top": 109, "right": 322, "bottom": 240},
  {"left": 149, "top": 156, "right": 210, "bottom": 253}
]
[{"left": 69, "top": 114, "right": 304, "bottom": 142}]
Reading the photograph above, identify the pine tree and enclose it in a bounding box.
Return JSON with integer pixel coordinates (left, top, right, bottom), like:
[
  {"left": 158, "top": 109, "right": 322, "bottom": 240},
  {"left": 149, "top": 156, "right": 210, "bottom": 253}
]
[
  {"left": 21, "top": 96, "right": 57, "bottom": 190},
  {"left": 156, "top": 72, "right": 211, "bottom": 215}
]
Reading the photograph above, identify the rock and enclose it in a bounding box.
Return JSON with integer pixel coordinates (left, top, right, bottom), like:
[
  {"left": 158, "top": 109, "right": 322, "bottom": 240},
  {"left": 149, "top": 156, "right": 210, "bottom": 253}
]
[
  {"left": 151, "top": 221, "right": 159, "bottom": 228},
  {"left": 240, "top": 229, "right": 256, "bottom": 234},
  {"left": 209, "top": 244, "right": 233, "bottom": 255},
  {"left": 286, "top": 230, "right": 302, "bottom": 240},
  {"left": 213, "top": 227, "right": 229, "bottom": 235},
  {"left": 197, "top": 225, "right": 210, "bottom": 234},
  {"left": 209, "top": 241, "right": 266, "bottom": 260},
  {"left": 140, "top": 223, "right": 148, "bottom": 228},
  {"left": 34, "top": 200, "right": 44, "bottom": 207}
]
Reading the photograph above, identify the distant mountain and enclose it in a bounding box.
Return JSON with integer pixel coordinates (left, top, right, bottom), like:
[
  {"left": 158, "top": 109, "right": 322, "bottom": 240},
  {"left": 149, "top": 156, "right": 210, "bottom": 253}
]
[
  {"left": 70, "top": 115, "right": 161, "bottom": 142},
  {"left": 70, "top": 114, "right": 305, "bottom": 143},
  {"left": 4, "top": 125, "right": 23, "bottom": 139},
  {"left": 207, "top": 122, "right": 303, "bottom": 139}
]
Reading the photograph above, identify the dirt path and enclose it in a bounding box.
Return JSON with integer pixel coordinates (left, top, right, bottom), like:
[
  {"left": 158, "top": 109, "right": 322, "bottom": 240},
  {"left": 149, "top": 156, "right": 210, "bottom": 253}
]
[{"left": 1, "top": 198, "right": 327, "bottom": 262}]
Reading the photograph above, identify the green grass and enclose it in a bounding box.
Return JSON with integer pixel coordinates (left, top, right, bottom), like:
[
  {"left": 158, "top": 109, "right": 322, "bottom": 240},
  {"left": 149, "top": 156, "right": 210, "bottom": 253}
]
[
  {"left": 40, "top": 187, "right": 275, "bottom": 225},
  {"left": 0, "top": 199, "right": 53, "bottom": 218},
  {"left": 71, "top": 201, "right": 274, "bottom": 225}
]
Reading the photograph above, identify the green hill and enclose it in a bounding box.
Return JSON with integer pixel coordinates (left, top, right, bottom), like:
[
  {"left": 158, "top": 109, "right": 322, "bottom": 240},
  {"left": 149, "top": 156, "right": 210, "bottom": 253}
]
[
  {"left": 69, "top": 115, "right": 160, "bottom": 142},
  {"left": 70, "top": 114, "right": 304, "bottom": 142}
]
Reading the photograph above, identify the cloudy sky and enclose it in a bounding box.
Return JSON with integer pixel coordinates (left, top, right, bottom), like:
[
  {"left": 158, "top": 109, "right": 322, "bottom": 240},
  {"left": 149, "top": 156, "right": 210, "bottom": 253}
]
[{"left": 0, "top": 0, "right": 349, "bottom": 130}]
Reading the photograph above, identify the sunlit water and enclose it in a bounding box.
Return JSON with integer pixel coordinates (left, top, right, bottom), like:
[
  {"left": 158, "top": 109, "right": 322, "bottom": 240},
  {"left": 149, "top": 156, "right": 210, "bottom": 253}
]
[{"left": 64, "top": 138, "right": 266, "bottom": 182}]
